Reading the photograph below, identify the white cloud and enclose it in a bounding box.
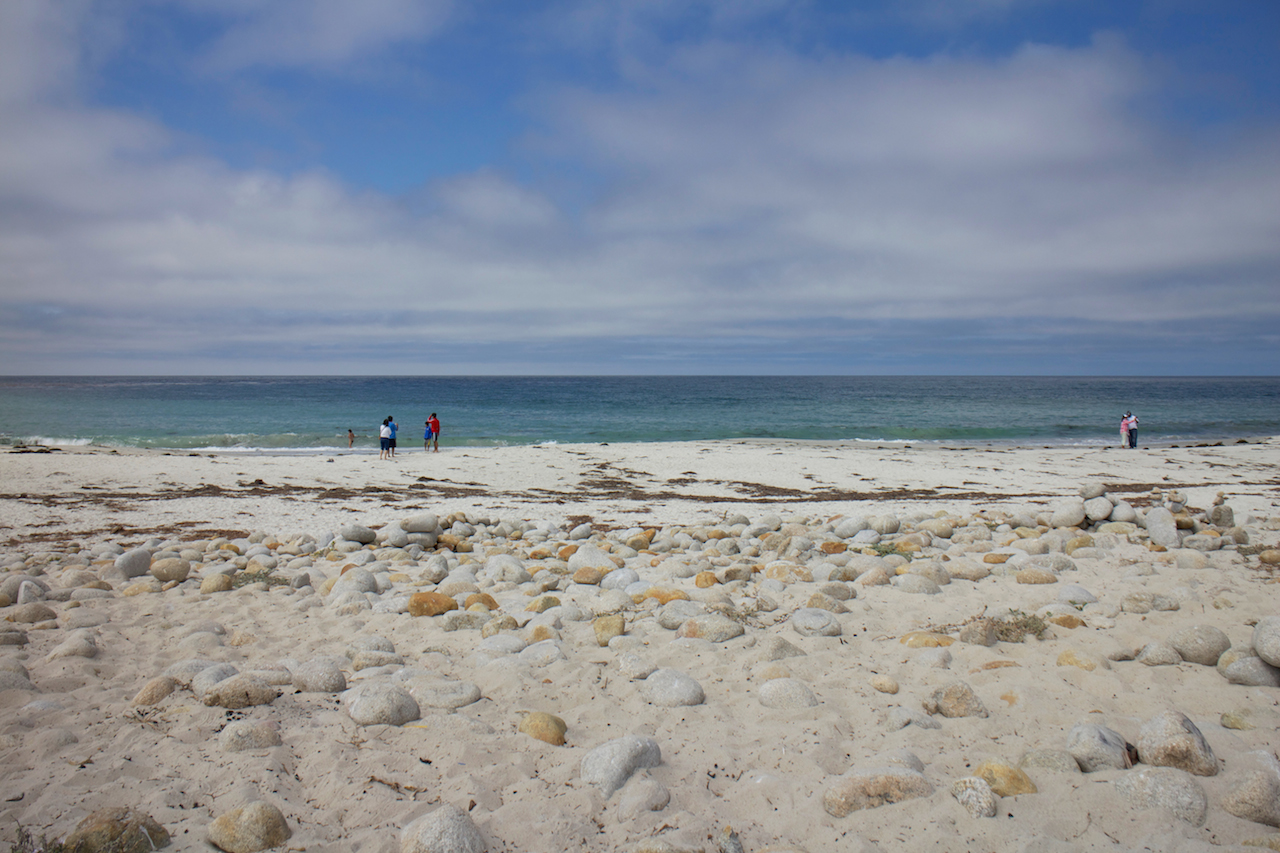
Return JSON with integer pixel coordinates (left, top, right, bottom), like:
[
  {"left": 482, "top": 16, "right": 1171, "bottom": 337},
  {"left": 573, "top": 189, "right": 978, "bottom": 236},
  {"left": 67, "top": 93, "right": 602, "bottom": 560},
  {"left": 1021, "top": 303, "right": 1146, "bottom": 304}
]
[
  {"left": 186, "top": 0, "right": 454, "bottom": 72},
  {"left": 0, "top": 4, "right": 1278, "bottom": 373}
]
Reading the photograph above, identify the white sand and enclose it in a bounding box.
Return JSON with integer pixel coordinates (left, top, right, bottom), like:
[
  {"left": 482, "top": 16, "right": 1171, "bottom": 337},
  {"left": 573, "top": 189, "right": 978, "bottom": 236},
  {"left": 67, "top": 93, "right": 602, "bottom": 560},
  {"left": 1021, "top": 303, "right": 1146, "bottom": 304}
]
[{"left": 2, "top": 439, "right": 1280, "bottom": 852}]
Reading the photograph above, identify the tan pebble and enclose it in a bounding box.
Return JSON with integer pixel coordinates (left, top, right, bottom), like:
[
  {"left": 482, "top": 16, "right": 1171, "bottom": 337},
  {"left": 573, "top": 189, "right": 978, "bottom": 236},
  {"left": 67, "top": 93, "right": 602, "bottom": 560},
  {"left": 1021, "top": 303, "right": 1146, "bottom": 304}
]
[
  {"left": 132, "top": 675, "right": 177, "bottom": 706},
  {"left": 518, "top": 711, "right": 567, "bottom": 745},
  {"left": 1048, "top": 614, "right": 1086, "bottom": 629},
  {"left": 694, "top": 571, "right": 719, "bottom": 588},
  {"left": 407, "top": 591, "right": 457, "bottom": 617},
  {"left": 593, "top": 614, "right": 625, "bottom": 647},
  {"left": 387, "top": 572, "right": 412, "bottom": 583},
  {"left": 558, "top": 545, "right": 579, "bottom": 561},
  {"left": 525, "top": 595, "right": 560, "bottom": 613},
  {"left": 228, "top": 630, "right": 256, "bottom": 646},
  {"left": 642, "top": 588, "right": 689, "bottom": 605},
  {"left": 820, "top": 541, "right": 847, "bottom": 555},
  {"left": 974, "top": 761, "right": 1037, "bottom": 796},
  {"left": 900, "top": 632, "right": 954, "bottom": 648},
  {"left": 199, "top": 574, "right": 233, "bottom": 594},
  {"left": 123, "top": 581, "right": 160, "bottom": 597},
  {"left": 1015, "top": 569, "right": 1057, "bottom": 584},
  {"left": 528, "top": 624, "right": 560, "bottom": 643},
  {"left": 983, "top": 553, "right": 1011, "bottom": 564},
  {"left": 1222, "top": 710, "right": 1255, "bottom": 730},
  {"left": 756, "top": 663, "right": 791, "bottom": 681},
  {"left": 1241, "top": 838, "right": 1280, "bottom": 851},
  {"left": 869, "top": 675, "right": 899, "bottom": 694},
  {"left": 465, "top": 592, "right": 499, "bottom": 610},
  {"left": 972, "top": 660, "right": 1020, "bottom": 672},
  {"left": 572, "top": 566, "right": 604, "bottom": 585},
  {"left": 1259, "top": 550, "right": 1280, "bottom": 565}
]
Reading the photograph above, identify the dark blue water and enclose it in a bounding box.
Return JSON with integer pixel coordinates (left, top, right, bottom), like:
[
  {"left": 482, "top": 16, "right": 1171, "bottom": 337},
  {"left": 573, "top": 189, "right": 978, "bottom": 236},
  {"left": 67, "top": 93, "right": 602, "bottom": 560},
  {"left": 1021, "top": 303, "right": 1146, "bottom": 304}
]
[{"left": 0, "top": 376, "right": 1276, "bottom": 451}]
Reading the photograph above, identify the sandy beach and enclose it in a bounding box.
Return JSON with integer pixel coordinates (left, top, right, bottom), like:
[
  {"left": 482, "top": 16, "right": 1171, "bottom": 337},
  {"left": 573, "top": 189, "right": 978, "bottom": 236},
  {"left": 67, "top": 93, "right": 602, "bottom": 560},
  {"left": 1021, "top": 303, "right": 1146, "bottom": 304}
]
[{"left": 3, "top": 439, "right": 1280, "bottom": 852}]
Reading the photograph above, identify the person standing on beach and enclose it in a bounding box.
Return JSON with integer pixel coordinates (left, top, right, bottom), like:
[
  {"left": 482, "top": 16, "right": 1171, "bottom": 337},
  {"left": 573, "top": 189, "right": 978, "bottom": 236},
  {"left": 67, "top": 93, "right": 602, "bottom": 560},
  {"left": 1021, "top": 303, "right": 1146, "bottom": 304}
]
[
  {"left": 348, "top": 429, "right": 355, "bottom": 449},
  {"left": 388, "top": 416, "right": 398, "bottom": 457},
  {"left": 428, "top": 413, "right": 440, "bottom": 452},
  {"left": 378, "top": 418, "right": 391, "bottom": 460},
  {"left": 424, "top": 420, "right": 433, "bottom": 451},
  {"left": 1120, "top": 414, "right": 1129, "bottom": 448},
  {"left": 1126, "top": 412, "right": 1139, "bottom": 448}
]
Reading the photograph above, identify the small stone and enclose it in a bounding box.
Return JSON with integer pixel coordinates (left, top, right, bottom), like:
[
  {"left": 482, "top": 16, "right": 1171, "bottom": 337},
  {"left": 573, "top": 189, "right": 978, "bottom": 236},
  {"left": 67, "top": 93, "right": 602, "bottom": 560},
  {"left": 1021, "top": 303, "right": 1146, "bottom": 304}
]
[
  {"left": 1016, "top": 569, "right": 1057, "bottom": 585},
  {"left": 408, "top": 591, "right": 457, "bottom": 616},
  {"left": 525, "top": 595, "right": 561, "bottom": 613},
  {"left": 869, "top": 675, "right": 899, "bottom": 694},
  {"left": 923, "top": 682, "right": 988, "bottom": 718},
  {"left": 952, "top": 777, "right": 998, "bottom": 818},
  {"left": 755, "top": 635, "right": 806, "bottom": 661},
  {"left": 594, "top": 614, "right": 625, "bottom": 646},
  {"left": 406, "top": 680, "right": 482, "bottom": 709},
  {"left": 675, "top": 613, "right": 744, "bottom": 643},
  {"left": 132, "top": 676, "right": 176, "bottom": 706},
  {"left": 292, "top": 659, "right": 347, "bottom": 693},
  {"left": 617, "top": 779, "right": 670, "bottom": 820},
  {"left": 1018, "top": 749, "right": 1082, "bottom": 775},
  {"left": 1225, "top": 657, "right": 1280, "bottom": 687},
  {"left": 758, "top": 678, "right": 818, "bottom": 709},
  {"left": 219, "top": 720, "right": 283, "bottom": 752},
  {"left": 1222, "top": 709, "right": 1256, "bottom": 730},
  {"left": 208, "top": 802, "right": 292, "bottom": 853},
  {"left": 823, "top": 766, "right": 933, "bottom": 816},
  {"left": 790, "top": 608, "right": 841, "bottom": 637},
  {"left": 573, "top": 566, "right": 605, "bottom": 585},
  {"left": 343, "top": 683, "right": 420, "bottom": 726},
  {"left": 200, "top": 574, "right": 233, "bottom": 594},
  {"left": 150, "top": 558, "right": 190, "bottom": 583},
  {"left": 1167, "top": 625, "right": 1231, "bottom": 666},
  {"left": 641, "top": 669, "right": 704, "bottom": 707},
  {"left": 1253, "top": 617, "right": 1280, "bottom": 667},
  {"left": 973, "top": 761, "right": 1037, "bottom": 796},
  {"left": 1115, "top": 766, "right": 1208, "bottom": 826},
  {"left": 1136, "top": 711, "right": 1218, "bottom": 776},
  {"left": 1066, "top": 722, "right": 1131, "bottom": 772},
  {"left": 202, "top": 674, "right": 278, "bottom": 709},
  {"left": 1137, "top": 641, "right": 1182, "bottom": 666},
  {"left": 7, "top": 602, "right": 56, "bottom": 623},
  {"left": 63, "top": 807, "right": 170, "bottom": 853},
  {"left": 1223, "top": 771, "right": 1280, "bottom": 827},
  {"left": 519, "top": 711, "right": 567, "bottom": 746},
  {"left": 581, "top": 735, "right": 662, "bottom": 797}
]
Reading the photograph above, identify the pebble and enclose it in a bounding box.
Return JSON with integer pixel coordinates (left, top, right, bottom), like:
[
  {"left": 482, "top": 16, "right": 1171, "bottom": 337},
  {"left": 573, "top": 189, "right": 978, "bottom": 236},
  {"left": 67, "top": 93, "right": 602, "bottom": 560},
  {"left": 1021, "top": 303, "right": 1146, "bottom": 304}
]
[
  {"left": 1136, "top": 711, "right": 1218, "bottom": 776},
  {"left": 1066, "top": 721, "right": 1131, "bottom": 772},
  {"left": 1115, "top": 767, "right": 1208, "bottom": 826},
  {"left": 641, "top": 669, "right": 705, "bottom": 707},
  {"left": 63, "top": 807, "right": 170, "bottom": 853},
  {"left": 203, "top": 674, "right": 278, "bottom": 709},
  {"left": 869, "top": 675, "right": 899, "bottom": 694},
  {"left": 758, "top": 678, "right": 818, "bottom": 709},
  {"left": 675, "top": 613, "right": 744, "bottom": 643},
  {"left": 823, "top": 764, "right": 933, "bottom": 817},
  {"left": 618, "top": 778, "right": 670, "bottom": 820},
  {"left": 952, "top": 777, "right": 998, "bottom": 818},
  {"left": 923, "top": 682, "right": 988, "bottom": 718},
  {"left": 1222, "top": 771, "right": 1280, "bottom": 827},
  {"left": 1253, "top": 617, "right": 1280, "bottom": 668},
  {"left": 292, "top": 659, "right": 347, "bottom": 693},
  {"left": 1167, "top": 625, "right": 1231, "bottom": 666},
  {"left": 343, "top": 683, "right": 420, "bottom": 726},
  {"left": 519, "top": 711, "right": 567, "bottom": 745},
  {"left": 973, "top": 761, "right": 1036, "bottom": 796},
  {"left": 219, "top": 720, "right": 283, "bottom": 752},
  {"left": 581, "top": 735, "right": 662, "bottom": 797},
  {"left": 132, "top": 676, "right": 176, "bottom": 706},
  {"left": 790, "top": 608, "right": 842, "bottom": 637},
  {"left": 208, "top": 801, "right": 292, "bottom": 853}
]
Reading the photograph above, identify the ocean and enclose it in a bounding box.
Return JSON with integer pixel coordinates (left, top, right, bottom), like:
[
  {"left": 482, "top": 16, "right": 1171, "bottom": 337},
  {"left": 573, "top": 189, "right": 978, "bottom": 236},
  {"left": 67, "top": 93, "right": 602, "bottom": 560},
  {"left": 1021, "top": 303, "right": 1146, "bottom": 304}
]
[{"left": 1, "top": 376, "right": 1277, "bottom": 452}]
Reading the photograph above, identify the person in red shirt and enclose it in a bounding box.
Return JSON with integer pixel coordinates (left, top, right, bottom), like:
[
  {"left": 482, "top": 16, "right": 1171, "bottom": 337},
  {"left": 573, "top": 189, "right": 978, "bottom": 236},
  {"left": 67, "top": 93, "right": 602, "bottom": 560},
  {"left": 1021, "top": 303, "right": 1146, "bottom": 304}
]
[{"left": 428, "top": 413, "right": 440, "bottom": 452}]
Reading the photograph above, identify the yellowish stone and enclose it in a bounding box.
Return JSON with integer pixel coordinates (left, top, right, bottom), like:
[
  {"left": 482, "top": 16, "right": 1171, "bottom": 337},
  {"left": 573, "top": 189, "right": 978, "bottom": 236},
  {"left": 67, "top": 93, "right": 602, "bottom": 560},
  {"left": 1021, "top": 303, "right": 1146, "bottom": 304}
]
[
  {"left": 974, "top": 760, "right": 1037, "bottom": 796},
  {"left": 900, "top": 632, "right": 954, "bottom": 648},
  {"left": 518, "top": 711, "right": 567, "bottom": 746}
]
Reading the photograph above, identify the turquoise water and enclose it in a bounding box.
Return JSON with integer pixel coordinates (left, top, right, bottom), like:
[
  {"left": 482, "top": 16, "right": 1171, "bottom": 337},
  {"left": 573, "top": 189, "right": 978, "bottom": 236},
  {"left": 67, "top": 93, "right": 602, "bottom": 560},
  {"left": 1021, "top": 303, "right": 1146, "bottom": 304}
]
[{"left": 0, "top": 376, "right": 1277, "bottom": 451}]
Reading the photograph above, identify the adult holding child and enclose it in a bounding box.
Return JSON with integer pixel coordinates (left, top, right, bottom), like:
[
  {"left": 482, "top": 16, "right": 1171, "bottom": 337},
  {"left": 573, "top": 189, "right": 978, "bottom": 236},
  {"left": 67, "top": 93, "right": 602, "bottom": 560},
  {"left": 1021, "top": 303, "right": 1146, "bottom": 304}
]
[
  {"left": 1119, "top": 413, "right": 1129, "bottom": 448},
  {"left": 1126, "top": 411, "right": 1139, "bottom": 448}
]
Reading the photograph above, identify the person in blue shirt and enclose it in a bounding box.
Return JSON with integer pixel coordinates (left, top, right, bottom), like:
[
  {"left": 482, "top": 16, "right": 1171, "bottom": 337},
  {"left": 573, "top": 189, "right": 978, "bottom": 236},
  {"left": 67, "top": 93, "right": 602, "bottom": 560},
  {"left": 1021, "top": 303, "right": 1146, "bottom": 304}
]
[{"left": 387, "top": 415, "right": 398, "bottom": 457}]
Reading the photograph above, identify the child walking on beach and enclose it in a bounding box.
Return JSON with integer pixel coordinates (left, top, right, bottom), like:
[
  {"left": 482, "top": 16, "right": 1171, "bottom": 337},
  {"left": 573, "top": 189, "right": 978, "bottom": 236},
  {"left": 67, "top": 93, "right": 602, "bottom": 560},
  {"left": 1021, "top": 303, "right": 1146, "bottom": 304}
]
[{"left": 1120, "top": 414, "right": 1129, "bottom": 448}]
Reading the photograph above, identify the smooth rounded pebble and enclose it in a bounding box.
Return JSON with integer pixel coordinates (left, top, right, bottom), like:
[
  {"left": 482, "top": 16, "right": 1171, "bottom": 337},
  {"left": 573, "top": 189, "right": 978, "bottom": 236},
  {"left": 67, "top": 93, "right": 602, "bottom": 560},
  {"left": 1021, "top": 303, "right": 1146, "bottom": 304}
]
[
  {"left": 401, "top": 804, "right": 487, "bottom": 853},
  {"left": 790, "top": 608, "right": 842, "bottom": 637},
  {"left": 758, "top": 678, "right": 818, "bottom": 710},
  {"left": 343, "top": 683, "right": 420, "bottom": 727},
  {"left": 219, "top": 720, "right": 283, "bottom": 752},
  {"left": 869, "top": 675, "right": 899, "bottom": 694},
  {"left": 581, "top": 735, "right": 662, "bottom": 798},
  {"left": 1167, "top": 625, "right": 1231, "bottom": 666},
  {"left": 1224, "top": 657, "right": 1280, "bottom": 687},
  {"left": 641, "top": 669, "right": 704, "bottom": 707},
  {"left": 1115, "top": 767, "right": 1207, "bottom": 826},
  {"left": 292, "top": 659, "right": 347, "bottom": 693},
  {"left": 203, "top": 674, "right": 278, "bottom": 709},
  {"left": 893, "top": 574, "right": 941, "bottom": 594},
  {"left": 208, "top": 802, "right": 291, "bottom": 853},
  {"left": 408, "top": 679, "right": 482, "bottom": 709},
  {"left": 518, "top": 711, "right": 567, "bottom": 746},
  {"left": 617, "top": 778, "right": 670, "bottom": 820},
  {"left": 191, "top": 663, "right": 239, "bottom": 697},
  {"left": 132, "top": 676, "right": 176, "bottom": 706},
  {"left": 1252, "top": 617, "right": 1280, "bottom": 668},
  {"left": 923, "top": 681, "right": 988, "bottom": 718}
]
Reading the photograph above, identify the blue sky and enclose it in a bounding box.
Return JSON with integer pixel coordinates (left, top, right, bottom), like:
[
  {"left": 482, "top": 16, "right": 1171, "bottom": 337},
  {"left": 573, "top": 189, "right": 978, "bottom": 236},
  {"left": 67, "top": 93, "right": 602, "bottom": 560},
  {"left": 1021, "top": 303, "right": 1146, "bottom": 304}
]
[{"left": 1, "top": 0, "right": 1278, "bottom": 375}]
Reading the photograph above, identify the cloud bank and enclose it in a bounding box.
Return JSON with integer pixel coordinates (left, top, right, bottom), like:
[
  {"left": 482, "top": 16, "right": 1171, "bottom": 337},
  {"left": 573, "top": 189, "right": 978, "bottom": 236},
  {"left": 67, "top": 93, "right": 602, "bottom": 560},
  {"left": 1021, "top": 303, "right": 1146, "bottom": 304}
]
[{"left": 0, "top": 1, "right": 1277, "bottom": 374}]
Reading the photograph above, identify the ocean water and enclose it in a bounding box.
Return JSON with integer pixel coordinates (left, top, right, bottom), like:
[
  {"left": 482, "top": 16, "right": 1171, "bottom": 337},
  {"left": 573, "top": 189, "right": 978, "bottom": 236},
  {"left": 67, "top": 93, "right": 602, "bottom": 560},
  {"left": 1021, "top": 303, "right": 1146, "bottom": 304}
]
[{"left": 1, "top": 376, "right": 1277, "bottom": 452}]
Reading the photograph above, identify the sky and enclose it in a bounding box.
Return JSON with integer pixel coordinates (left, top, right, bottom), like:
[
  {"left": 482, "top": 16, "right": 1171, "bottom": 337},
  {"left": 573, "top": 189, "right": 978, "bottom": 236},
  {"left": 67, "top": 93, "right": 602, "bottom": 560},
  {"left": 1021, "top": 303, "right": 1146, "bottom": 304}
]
[{"left": 1, "top": 1, "right": 1278, "bottom": 375}]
